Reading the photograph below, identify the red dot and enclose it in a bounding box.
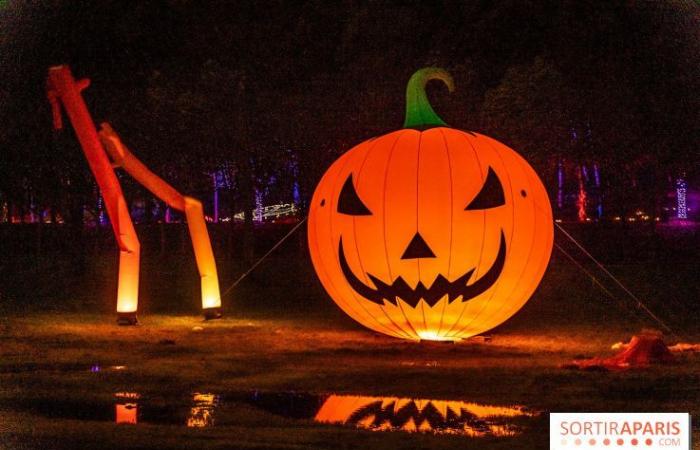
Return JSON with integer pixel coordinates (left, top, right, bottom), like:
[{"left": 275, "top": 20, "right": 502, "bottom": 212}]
[
  {"left": 617, "top": 439, "right": 624, "bottom": 446},
  {"left": 645, "top": 438, "right": 653, "bottom": 446},
  {"left": 631, "top": 438, "right": 638, "bottom": 446},
  {"left": 604, "top": 439, "right": 611, "bottom": 446},
  {"left": 575, "top": 438, "right": 582, "bottom": 446},
  {"left": 589, "top": 439, "right": 597, "bottom": 446}
]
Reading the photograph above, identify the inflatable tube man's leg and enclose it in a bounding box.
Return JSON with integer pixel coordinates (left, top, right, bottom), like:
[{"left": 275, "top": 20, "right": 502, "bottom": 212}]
[
  {"left": 47, "top": 65, "right": 140, "bottom": 325},
  {"left": 99, "top": 124, "right": 222, "bottom": 319},
  {"left": 184, "top": 197, "right": 222, "bottom": 318},
  {"left": 116, "top": 197, "right": 141, "bottom": 324}
]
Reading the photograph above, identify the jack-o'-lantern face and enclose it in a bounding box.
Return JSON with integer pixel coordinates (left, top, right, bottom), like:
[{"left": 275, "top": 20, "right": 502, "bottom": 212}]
[{"left": 308, "top": 68, "right": 553, "bottom": 341}]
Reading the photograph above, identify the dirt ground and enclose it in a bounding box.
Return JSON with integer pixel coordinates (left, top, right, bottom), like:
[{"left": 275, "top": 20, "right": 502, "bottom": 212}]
[{"left": 0, "top": 312, "right": 698, "bottom": 450}]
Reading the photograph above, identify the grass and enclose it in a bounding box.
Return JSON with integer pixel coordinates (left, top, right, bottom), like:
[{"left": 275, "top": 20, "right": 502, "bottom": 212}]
[{"left": 0, "top": 224, "right": 698, "bottom": 449}]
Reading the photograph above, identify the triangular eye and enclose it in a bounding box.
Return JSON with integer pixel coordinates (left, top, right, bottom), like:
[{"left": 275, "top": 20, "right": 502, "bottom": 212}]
[
  {"left": 338, "top": 174, "right": 372, "bottom": 215},
  {"left": 465, "top": 167, "right": 506, "bottom": 210}
]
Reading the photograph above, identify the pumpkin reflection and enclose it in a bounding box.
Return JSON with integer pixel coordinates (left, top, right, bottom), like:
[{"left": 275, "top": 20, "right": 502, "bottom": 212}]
[
  {"left": 314, "top": 395, "right": 532, "bottom": 436},
  {"left": 187, "top": 393, "right": 219, "bottom": 428}
]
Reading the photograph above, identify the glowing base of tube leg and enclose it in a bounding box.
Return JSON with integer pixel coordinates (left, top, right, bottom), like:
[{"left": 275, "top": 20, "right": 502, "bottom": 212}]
[
  {"left": 117, "top": 312, "right": 139, "bottom": 326},
  {"left": 203, "top": 307, "right": 222, "bottom": 321}
]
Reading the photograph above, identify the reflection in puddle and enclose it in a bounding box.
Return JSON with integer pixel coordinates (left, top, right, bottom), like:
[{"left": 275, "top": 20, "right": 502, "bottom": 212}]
[
  {"left": 187, "top": 393, "right": 219, "bottom": 428},
  {"left": 91, "top": 365, "right": 128, "bottom": 373},
  {"left": 0, "top": 363, "right": 127, "bottom": 374},
  {"left": 115, "top": 392, "right": 140, "bottom": 399},
  {"left": 246, "top": 392, "right": 536, "bottom": 437},
  {"left": 115, "top": 403, "right": 138, "bottom": 424},
  {"left": 315, "top": 395, "right": 533, "bottom": 436},
  {"left": 115, "top": 392, "right": 140, "bottom": 425},
  {"left": 2, "top": 390, "right": 535, "bottom": 437},
  {"left": 110, "top": 391, "right": 219, "bottom": 428}
]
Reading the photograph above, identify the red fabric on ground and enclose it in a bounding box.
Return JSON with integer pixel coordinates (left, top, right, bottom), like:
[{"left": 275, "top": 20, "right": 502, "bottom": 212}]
[{"left": 565, "top": 332, "right": 674, "bottom": 371}]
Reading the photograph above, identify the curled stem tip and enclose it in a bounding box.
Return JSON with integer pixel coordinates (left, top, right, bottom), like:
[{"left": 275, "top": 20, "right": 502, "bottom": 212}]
[{"left": 403, "top": 67, "right": 454, "bottom": 129}]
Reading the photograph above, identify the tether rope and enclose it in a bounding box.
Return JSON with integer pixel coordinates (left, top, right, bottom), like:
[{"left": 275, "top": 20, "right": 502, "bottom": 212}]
[
  {"left": 553, "top": 242, "right": 646, "bottom": 325},
  {"left": 221, "top": 217, "right": 307, "bottom": 299},
  {"left": 554, "top": 222, "right": 678, "bottom": 338}
]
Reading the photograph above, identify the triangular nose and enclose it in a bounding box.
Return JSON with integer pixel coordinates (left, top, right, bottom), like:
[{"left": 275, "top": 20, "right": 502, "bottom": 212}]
[{"left": 401, "top": 232, "right": 436, "bottom": 259}]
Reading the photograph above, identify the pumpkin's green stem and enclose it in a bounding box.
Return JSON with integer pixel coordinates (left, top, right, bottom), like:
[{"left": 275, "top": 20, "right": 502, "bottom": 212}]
[{"left": 403, "top": 67, "right": 454, "bottom": 129}]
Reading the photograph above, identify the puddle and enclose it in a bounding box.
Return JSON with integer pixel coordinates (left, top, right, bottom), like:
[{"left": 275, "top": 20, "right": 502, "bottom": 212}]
[
  {"left": 250, "top": 393, "right": 535, "bottom": 437},
  {"left": 3, "top": 393, "right": 187, "bottom": 426},
  {"left": 1, "top": 390, "right": 537, "bottom": 437}
]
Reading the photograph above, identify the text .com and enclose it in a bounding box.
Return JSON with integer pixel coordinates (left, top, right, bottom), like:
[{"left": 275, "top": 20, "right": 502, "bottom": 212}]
[{"left": 550, "top": 413, "right": 690, "bottom": 449}]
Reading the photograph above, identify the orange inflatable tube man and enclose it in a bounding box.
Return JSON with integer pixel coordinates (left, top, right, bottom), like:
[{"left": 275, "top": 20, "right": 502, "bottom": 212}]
[{"left": 47, "top": 65, "right": 222, "bottom": 324}]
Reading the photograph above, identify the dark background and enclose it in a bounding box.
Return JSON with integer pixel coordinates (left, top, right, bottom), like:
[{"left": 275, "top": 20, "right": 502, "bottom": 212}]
[
  {"left": 0, "top": 1, "right": 698, "bottom": 331},
  {"left": 1, "top": 0, "right": 698, "bottom": 221}
]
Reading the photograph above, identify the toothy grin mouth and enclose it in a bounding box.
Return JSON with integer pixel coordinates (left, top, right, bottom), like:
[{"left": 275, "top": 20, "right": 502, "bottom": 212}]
[{"left": 338, "top": 231, "right": 506, "bottom": 308}]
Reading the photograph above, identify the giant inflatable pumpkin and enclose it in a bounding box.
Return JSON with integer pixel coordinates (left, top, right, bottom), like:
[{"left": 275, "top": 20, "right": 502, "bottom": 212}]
[{"left": 308, "top": 68, "right": 553, "bottom": 341}]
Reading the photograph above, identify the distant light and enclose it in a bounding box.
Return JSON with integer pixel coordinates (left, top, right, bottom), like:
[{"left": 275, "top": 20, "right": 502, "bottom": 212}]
[
  {"left": 628, "top": 217, "right": 636, "bottom": 222},
  {"left": 233, "top": 203, "right": 299, "bottom": 221},
  {"left": 613, "top": 216, "right": 621, "bottom": 221},
  {"left": 676, "top": 178, "right": 688, "bottom": 219},
  {"left": 576, "top": 179, "right": 587, "bottom": 222},
  {"left": 254, "top": 189, "right": 263, "bottom": 222},
  {"left": 554, "top": 219, "right": 562, "bottom": 223}
]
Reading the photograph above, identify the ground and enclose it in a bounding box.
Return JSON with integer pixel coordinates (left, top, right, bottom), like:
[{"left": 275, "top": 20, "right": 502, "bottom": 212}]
[
  {"left": 0, "top": 312, "right": 698, "bottom": 449},
  {"left": 0, "top": 224, "right": 698, "bottom": 449}
]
